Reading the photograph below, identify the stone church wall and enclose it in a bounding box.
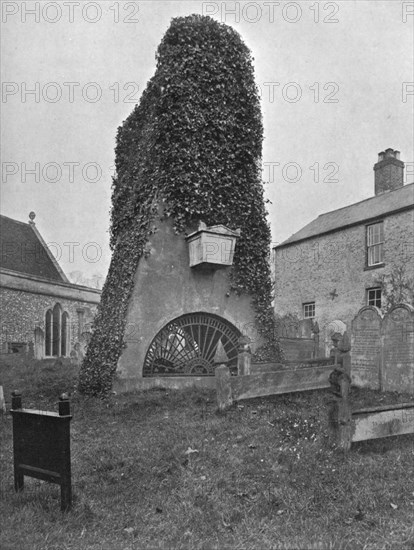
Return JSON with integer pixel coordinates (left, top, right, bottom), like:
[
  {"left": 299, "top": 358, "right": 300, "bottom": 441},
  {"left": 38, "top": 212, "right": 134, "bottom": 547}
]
[{"left": 0, "top": 287, "right": 98, "bottom": 358}]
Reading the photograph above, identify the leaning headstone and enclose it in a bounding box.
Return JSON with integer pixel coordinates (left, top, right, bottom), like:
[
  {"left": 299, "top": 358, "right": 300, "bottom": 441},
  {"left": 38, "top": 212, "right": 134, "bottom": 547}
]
[
  {"left": 70, "top": 349, "right": 78, "bottom": 366},
  {"left": 70, "top": 344, "right": 83, "bottom": 366},
  {"left": 351, "top": 306, "right": 382, "bottom": 389},
  {"left": 34, "top": 327, "right": 44, "bottom": 360},
  {"left": 28, "top": 342, "right": 34, "bottom": 358},
  {"left": 323, "top": 319, "right": 346, "bottom": 357},
  {"left": 328, "top": 369, "right": 352, "bottom": 450},
  {"left": 215, "top": 365, "right": 233, "bottom": 411},
  {"left": 382, "top": 304, "right": 414, "bottom": 394},
  {"left": 0, "top": 385, "right": 6, "bottom": 413},
  {"left": 237, "top": 336, "right": 251, "bottom": 376}
]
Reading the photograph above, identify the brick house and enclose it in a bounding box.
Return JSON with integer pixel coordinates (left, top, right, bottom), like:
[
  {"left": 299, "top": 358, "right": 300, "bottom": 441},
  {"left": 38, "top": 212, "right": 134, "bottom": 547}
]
[
  {"left": 0, "top": 213, "right": 101, "bottom": 360},
  {"left": 273, "top": 149, "right": 414, "bottom": 355}
]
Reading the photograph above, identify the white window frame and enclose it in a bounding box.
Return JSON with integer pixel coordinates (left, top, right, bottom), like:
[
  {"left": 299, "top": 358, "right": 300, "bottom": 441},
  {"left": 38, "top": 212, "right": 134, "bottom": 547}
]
[
  {"left": 367, "top": 222, "right": 384, "bottom": 266},
  {"left": 367, "top": 287, "right": 382, "bottom": 308},
  {"left": 303, "top": 302, "right": 315, "bottom": 319}
]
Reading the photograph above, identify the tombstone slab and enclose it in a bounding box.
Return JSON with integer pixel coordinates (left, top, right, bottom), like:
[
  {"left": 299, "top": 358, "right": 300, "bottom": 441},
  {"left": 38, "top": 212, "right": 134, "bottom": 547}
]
[
  {"left": 382, "top": 304, "right": 414, "bottom": 394},
  {"left": 351, "top": 306, "right": 382, "bottom": 389}
]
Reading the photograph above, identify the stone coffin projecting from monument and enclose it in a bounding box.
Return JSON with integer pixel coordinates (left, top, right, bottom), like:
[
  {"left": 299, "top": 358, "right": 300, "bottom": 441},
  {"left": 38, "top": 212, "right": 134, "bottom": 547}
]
[
  {"left": 114, "top": 214, "right": 259, "bottom": 391},
  {"left": 186, "top": 222, "right": 241, "bottom": 268}
]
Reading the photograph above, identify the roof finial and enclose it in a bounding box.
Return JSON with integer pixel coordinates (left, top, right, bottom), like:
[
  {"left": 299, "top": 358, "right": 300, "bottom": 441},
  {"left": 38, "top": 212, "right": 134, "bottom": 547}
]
[{"left": 28, "top": 211, "right": 36, "bottom": 224}]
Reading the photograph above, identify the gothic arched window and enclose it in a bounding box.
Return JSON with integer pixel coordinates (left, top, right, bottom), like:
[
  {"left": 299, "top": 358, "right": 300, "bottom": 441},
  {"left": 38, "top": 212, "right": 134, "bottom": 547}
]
[
  {"left": 52, "top": 303, "right": 62, "bottom": 356},
  {"left": 45, "top": 309, "right": 53, "bottom": 356},
  {"left": 62, "top": 312, "right": 69, "bottom": 357}
]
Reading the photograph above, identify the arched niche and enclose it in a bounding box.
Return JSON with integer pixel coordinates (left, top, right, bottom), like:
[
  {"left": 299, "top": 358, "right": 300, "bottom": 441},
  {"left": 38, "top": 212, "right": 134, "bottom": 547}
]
[{"left": 143, "top": 312, "right": 242, "bottom": 377}]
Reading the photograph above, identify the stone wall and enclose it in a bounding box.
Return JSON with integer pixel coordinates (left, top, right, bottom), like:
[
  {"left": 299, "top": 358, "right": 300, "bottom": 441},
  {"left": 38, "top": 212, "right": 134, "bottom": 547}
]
[
  {"left": 116, "top": 215, "right": 259, "bottom": 389},
  {"left": 274, "top": 208, "right": 414, "bottom": 346},
  {"left": 279, "top": 337, "right": 316, "bottom": 361},
  {"left": 350, "top": 303, "right": 414, "bottom": 394},
  {"left": 0, "top": 287, "right": 98, "bottom": 359}
]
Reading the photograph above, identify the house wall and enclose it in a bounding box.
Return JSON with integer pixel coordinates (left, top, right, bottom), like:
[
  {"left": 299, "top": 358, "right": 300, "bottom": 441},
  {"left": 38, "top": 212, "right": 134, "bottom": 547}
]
[
  {"left": 274, "top": 209, "right": 414, "bottom": 354},
  {"left": 116, "top": 215, "right": 259, "bottom": 390}
]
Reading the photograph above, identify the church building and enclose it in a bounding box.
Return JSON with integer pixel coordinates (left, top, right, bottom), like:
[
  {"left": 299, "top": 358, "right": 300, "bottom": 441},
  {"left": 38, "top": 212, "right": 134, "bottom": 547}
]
[{"left": 0, "top": 213, "right": 101, "bottom": 360}]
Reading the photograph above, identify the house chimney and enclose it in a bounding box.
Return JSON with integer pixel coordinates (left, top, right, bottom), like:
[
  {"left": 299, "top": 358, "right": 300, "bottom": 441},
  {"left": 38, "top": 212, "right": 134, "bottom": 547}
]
[{"left": 373, "top": 148, "right": 404, "bottom": 195}]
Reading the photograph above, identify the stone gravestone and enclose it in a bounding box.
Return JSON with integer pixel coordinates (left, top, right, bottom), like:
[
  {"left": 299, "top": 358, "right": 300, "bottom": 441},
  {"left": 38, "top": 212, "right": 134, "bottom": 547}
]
[
  {"left": 323, "top": 319, "right": 346, "bottom": 357},
  {"left": 0, "top": 385, "right": 6, "bottom": 413},
  {"left": 351, "top": 306, "right": 382, "bottom": 389},
  {"left": 382, "top": 304, "right": 414, "bottom": 394},
  {"left": 70, "top": 343, "right": 84, "bottom": 366},
  {"left": 80, "top": 331, "right": 91, "bottom": 357},
  {"left": 34, "top": 327, "right": 44, "bottom": 360}
]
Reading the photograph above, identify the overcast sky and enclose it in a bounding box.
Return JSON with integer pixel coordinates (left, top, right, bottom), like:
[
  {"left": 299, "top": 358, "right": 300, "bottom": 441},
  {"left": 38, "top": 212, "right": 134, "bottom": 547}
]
[{"left": 1, "top": 0, "right": 413, "bottom": 281}]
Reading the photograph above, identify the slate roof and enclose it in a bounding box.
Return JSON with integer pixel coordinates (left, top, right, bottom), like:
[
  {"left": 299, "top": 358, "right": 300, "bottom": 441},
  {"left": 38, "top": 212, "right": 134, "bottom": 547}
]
[
  {"left": 276, "top": 182, "right": 414, "bottom": 248},
  {"left": 0, "top": 215, "right": 67, "bottom": 282}
]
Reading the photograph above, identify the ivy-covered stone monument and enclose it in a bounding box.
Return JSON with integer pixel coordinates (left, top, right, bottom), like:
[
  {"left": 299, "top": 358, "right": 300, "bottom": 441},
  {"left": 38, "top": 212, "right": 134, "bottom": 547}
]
[{"left": 79, "top": 14, "right": 282, "bottom": 396}]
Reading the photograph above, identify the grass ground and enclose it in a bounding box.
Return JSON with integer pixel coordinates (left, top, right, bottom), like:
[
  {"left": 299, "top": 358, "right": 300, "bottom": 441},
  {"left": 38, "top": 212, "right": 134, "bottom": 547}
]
[{"left": 0, "top": 357, "right": 413, "bottom": 550}]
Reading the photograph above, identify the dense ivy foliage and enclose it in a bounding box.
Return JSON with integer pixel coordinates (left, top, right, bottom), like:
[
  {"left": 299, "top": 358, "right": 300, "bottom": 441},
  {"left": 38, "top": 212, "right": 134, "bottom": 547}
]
[{"left": 79, "top": 14, "right": 282, "bottom": 396}]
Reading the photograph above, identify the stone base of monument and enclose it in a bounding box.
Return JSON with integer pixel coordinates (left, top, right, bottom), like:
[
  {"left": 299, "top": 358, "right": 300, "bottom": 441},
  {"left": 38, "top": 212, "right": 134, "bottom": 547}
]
[{"left": 112, "top": 375, "right": 217, "bottom": 393}]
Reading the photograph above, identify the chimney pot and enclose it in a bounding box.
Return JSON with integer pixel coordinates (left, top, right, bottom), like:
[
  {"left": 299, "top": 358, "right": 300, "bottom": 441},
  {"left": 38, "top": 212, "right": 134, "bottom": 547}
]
[{"left": 373, "top": 148, "right": 404, "bottom": 196}]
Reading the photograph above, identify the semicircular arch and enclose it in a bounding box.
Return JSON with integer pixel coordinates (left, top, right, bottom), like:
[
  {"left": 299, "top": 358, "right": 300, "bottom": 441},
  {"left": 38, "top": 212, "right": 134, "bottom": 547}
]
[{"left": 143, "top": 312, "right": 242, "bottom": 377}]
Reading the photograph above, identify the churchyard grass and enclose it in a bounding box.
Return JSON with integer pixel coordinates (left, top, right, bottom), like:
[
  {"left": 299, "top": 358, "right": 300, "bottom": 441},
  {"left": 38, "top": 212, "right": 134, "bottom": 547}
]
[{"left": 0, "top": 357, "right": 413, "bottom": 550}]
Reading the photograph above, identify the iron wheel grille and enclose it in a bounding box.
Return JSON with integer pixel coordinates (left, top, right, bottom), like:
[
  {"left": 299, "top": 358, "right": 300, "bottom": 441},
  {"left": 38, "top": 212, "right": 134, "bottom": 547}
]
[{"left": 143, "top": 313, "right": 241, "bottom": 376}]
